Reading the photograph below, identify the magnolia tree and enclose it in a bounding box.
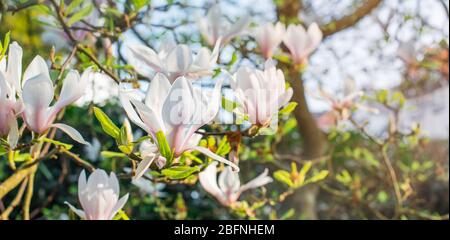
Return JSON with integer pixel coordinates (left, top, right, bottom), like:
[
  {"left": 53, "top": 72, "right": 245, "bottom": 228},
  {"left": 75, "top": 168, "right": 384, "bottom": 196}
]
[{"left": 0, "top": 0, "right": 448, "bottom": 220}]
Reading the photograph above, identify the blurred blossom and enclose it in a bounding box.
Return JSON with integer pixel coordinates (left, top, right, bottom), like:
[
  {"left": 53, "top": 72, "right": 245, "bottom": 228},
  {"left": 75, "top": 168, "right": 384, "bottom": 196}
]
[
  {"left": 0, "top": 42, "right": 24, "bottom": 147},
  {"left": 128, "top": 39, "right": 221, "bottom": 82},
  {"left": 65, "top": 169, "right": 129, "bottom": 220},
  {"left": 119, "top": 73, "right": 239, "bottom": 172},
  {"left": 199, "top": 162, "right": 272, "bottom": 206},
  {"left": 84, "top": 138, "right": 101, "bottom": 161},
  {"left": 230, "top": 60, "right": 293, "bottom": 127},
  {"left": 251, "top": 22, "right": 286, "bottom": 59},
  {"left": 316, "top": 90, "right": 379, "bottom": 129},
  {"left": 283, "top": 22, "right": 322, "bottom": 65},
  {"left": 197, "top": 3, "right": 250, "bottom": 46}
]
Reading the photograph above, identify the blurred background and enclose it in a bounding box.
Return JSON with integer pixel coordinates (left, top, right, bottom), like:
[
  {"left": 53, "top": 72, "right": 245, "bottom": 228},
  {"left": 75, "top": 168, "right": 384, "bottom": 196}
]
[{"left": 0, "top": 0, "right": 448, "bottom": 220}]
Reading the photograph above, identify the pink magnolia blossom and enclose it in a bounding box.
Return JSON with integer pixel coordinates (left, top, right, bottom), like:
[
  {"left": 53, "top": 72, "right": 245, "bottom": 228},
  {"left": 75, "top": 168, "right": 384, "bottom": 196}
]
[
  {"left": 20, "top": 56, "right": 91, "bottom": 144},
  {"left": 283, "top": 22, "right": 323, "bottom": 65},
  {"left": 120, "top": 73, "right": 239, "bottom": 173},
  {"left": 199, "top": 162, "right": 272, "bottom": 206},
  {"left": 197, "top": 3, "right": 250, "bottom": 46},
  {"left": 128, "top": 39, "right": 221, "bottom": 83},
  {"left": 65, "top": 169, "right": 129, "bottom": 220},
  {"left": 251, "top": 22, "right": 286, "bottom": 59},
  {"left": 230, "top": 60, "right": 293, "bottom": 126},
  {"left": 0, "top": 42, "right": 24, "bottom": 147}
]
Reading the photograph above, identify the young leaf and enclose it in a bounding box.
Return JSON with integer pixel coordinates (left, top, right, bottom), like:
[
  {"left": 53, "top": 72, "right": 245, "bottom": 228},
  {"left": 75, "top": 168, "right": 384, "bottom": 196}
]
[
  {"left": 274, "top": 170, "right": 294, "bottom": 187},
  {"left": 155, "top": 131, "right": 172, "bottom": 163},
  {"left": 161, "top": 166, "right": 200, "bottom": 180},
  {"left": 93, "top": 107, "right": 120, "bottom": 139},
  {"left": 279, "top": 102, "right": 298, "bottom": 115}
]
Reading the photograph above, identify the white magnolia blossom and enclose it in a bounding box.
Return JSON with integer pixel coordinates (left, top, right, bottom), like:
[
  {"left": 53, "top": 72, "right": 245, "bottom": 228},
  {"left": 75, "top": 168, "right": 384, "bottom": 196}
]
[
  {"left": 0, "top": 42, "right": 23, "bottom": 147},
  {"left": 283, "top": 22, "right": 323, "bottom": 65},
  {"left": 251, "top": 22, "right": 286, "bottom": 59},
  {"left": 0, "top": 41, "right": 89, "bottom": 145},
  {"left": 199, "top": 162, "right": 272, "bottom": 206},
  {"left": 120, "top": 73, "right": 239, "bottom": 173},
  {"left": 128, "top": 39, "right": 221, "bottom": 83},
  {"left": 230, "top": 60, "right": 293, "bottom": 126},
  {"left": 65, "top": 169, "right": 129, "bottom": 220},
  {"left": 197, "top": 3, "right": 250, "bottom": 46}
]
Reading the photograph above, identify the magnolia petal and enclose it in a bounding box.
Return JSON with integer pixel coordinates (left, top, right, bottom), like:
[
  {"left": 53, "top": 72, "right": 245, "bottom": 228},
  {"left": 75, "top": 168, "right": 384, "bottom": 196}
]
[
  {"left": 191, "top": 146, "right": 239, "bottom": 172},
  {"left": 54, "top": 70, "right": 82, "bottom": 112},
  {"left": 64, "top": 202, "right": 86, "bottom": 219},
  {"left": 7, "top": 118, "right": 19, "bottom": 148},
  {"left": 22, "top": 55, "right": 50, "bottom": 86},
  {"left": 198, "top": 162, "right": 226, "bottom": 202},
  {"left": 51, "top": 123, "right": 89, "bottom": 145},
  {"left": 133, "top": 155, "right": 156, "bottom": 181},
  {"left": 166, "top": 45, "right": 193, "bottom": 73},
  {"left": 223, "top": 16, "right": 250, "bottom": 43},
  {"left": 218, "top": 166, "right": 241, "bottom": 194},
  {"left": 78, "top": 170, "right": 87, "bottom": 207},
  {"left": 6, "top": 42, "right": 23, "bottom": 92},
  {"left": 239, "top": 168, "right": 273, "bottom": 193},
  {"left": 144, "top": 73, "right": 171, "bottom": 113},
  {"left": 119, "top": 87, "right": 150, "bottom": 133},
  {"left": 109, "top": 193, "right": 129, "bottom": 220},
  {"left": 128, "top": 44, "right": 163, "bottom": 73}
]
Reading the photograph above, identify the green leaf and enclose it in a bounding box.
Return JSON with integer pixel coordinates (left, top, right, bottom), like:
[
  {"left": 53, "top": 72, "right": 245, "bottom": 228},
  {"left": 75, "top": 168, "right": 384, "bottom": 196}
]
[
  {"left": 41, "top": 138, "right": 73, "bottom": 150},
  {"left": 66, "top": 0, "right": 84, "bottom": 15},
  {"left": 222, "top": 97, "right": 240, "bottom": 113},
  {"left": 162, "top": 166, "right": 200, "bottom": 180},
  {"left": 155, "top": 131, "right": 172, "bottom": 163},
  {"left": 101, "top": 151, "right": 127, "bottom": 159},
  {"left": 67, "top": 4, "right": 93, "bottom": 27},
  {"left": 1, "top": 31, "right": 11, "bottom": 56},
  {"left": 215, "top": 136, "right": 231, "bottom": 156},
  {"left": 274, "top": 170, "right": 294, "bottom": 187},
  {"left": 93, "top": 107, "right": 120, "bottom": 139},
  {"left": 279, "top": 102, "right": 298, "bottom": 115},
  {"left": 305, "top": 170, "right": 329, "bottom": 184}
]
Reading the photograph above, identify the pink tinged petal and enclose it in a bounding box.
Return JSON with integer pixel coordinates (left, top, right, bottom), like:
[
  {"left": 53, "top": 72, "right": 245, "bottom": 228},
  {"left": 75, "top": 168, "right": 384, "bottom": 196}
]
[
  {"left": 109, "top": 193, "right": 129, "bottom": 220},
  {"left": 166, "top": 45, "right": 193, "bottom": 74},
  {"left": 199, "top": 162, "right": 226, "bottom": 203},
  {"left": 191, "top": 146, "right": 240, "bottom": 172},
  {"left": 119, "top": 86, "right": 151, "bottom": 133},
  {"left": 131, "top": 99, "right": 164, "bottom": 136},
  {"left": 162, "top": 77, "right": 195, "bottom": 132},
  {"left": 128, "top": 44, "right": 163, "bottom": 73},
  {"left": 64, "top": 202, "right": 86, "bottom": 219},
  {"left": 306, "top": 22, "right": 323, "bottom": 54},
  {"left": 218, "top": 166, "right": 241, "bottom": 194},
  {"left": 22, "top": 55, "right": 50, "bottom": 87},
  {"left": 51, "top": 123, "right": 88, "bottom": 144},
  {"left": 22, "top": 74, "right": 54, "bottom": 134},
  {"left": 6, "top": 42, "right": 23, "bottom": 92},
  {"left": 223, "top": 15, "right": 250, "bottom": 44},
  {"left": 53, "top": 70, "right": 82, "bottom": 113},
  {"left": 144, "top": 73, "right": 171, "bottom": 114},
  {"left": 133, "top": 155, "right": 156, "bottom": 181},
  {"left": 108, "top": 172, "right": 120, "bottom": 197},
  {"left": 239, "top": 168, "right": 273, "bottom": 193},
  {"left": 7, "top": 117, "right": 19, "bottom": 148}
]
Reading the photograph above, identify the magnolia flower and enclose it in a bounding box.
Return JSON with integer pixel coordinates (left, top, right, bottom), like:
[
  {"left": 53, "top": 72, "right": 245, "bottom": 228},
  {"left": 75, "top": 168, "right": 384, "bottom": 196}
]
[
  {"left": 230, "top": 60, "right": 293, "bottom": 126},
  {"left": 283, "top": 22, "right": 322, "bottom": 65},
  {"left": 21, "top": 57, "right": 90, "bottom": 144},
  {"left": 197, "top": 3, "right": 250, "bottom": 46},
  {"left": 128, "top": 39, "right": 221, "bottom": 82},
  {"left": 120, "top": 73, "right": 239, "bottom": 172},
  {"left": 133, "top": 140, "right": 167, "bottom": 180},
  {"left": 0, "top": 42, "right": 23, "bottom": 147},
  {"left": 65, "top": 169, "right": 129, "bottom": 220},
  {"left": 199, "top": 162, "right": 272, "bottom": 206},
  {"left": 251, "top": 22, "right": 286, "bottom": 59}
]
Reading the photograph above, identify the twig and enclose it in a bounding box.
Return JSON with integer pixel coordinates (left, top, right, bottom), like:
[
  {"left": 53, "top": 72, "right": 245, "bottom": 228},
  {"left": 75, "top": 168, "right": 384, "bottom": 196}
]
[
  {"left": 22, "top": 172, "right": 36, "bottom": 220},
  {"left": 60, "top": 148, "right": 95, "bottom": 172},
  {"left": 0, "top": 178, "right": 28, "bottom": 220}
]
